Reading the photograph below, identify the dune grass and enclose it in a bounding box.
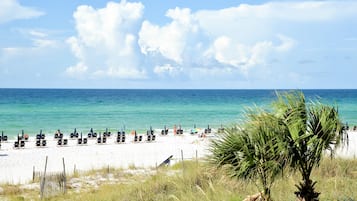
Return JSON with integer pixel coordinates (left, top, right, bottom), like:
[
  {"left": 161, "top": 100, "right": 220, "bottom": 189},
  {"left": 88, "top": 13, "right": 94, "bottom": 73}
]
[{"left": 1, "top": 157, "right": 357, "bottom": 201}]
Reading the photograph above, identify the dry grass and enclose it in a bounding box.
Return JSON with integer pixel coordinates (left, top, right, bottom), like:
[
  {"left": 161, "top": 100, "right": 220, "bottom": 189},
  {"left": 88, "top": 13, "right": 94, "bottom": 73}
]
[{"left": 1, "top": 157, "right": 357, "bottom": 201}]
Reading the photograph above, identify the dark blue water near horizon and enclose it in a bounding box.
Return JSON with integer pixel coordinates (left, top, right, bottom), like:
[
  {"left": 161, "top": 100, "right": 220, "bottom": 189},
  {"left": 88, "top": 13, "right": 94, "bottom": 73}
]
[{"left": 0, "top": 89, "right": 356, "bottom": 137}]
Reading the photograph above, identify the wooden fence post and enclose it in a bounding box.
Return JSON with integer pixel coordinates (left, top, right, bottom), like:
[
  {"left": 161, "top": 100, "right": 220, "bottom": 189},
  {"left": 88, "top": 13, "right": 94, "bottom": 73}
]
[
  {"left": 40, "top": 156, "right": 48, "bottom": 199},
  {"left": 33, "top": 166, "right": 35, "bottom": 182},
  {"left": 62, "top": 157, "right": 66, "bottom": 194},
  {"left": 181, "top": 149, "right": 184, "bottom": 173}
]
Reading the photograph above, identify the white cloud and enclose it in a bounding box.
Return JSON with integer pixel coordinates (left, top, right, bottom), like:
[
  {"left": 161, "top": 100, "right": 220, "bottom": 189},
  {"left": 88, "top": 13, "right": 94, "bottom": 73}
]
[
  {"left": 66, "top": 0, "right": 357, "bottom": 83},
  {"left": 153, "top": 64, "right": 183, "bottom": 77},
  {"left": 65, "top": 62, "right": 88, "bottom": 77},
  {"left": 67, "top": 0, "right": 146, "bottom": 79},
  {"left": 138, "top": 7, "right": 200, "bottom": 64},
  {"left": 0, "top": 29, "right": 59, "bottom": 62},
  {"left": 138, "top": 5, "right": 298, "bottom": 77},
  {"left": 0, "top": 0, "right": 44, "bottom": 24}
]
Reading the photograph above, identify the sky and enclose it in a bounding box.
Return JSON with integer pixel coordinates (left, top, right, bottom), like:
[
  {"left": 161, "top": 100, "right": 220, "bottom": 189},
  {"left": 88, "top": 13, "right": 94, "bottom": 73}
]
[{"left": 0, "top": 0, "right": 356, "bottom": 89}]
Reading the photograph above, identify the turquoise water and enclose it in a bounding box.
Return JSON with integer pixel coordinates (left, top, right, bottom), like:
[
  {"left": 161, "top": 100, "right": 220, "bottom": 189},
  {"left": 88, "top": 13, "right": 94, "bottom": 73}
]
[{"left": 0, "top": 89, "right": 356, "bottom": 137}]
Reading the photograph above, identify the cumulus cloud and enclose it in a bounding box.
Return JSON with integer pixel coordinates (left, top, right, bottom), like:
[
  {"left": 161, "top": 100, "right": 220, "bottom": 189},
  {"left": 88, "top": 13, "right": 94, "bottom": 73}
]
[
  {"left": 66, "top": 1, "right": 146, "bottom": 79},
  {"left": 0, "top": 0, "right": 44, "bottom": 24},
  {"left": 139, "top": 8, "right": 203, "bottom": 64},
  {"left": 66, "top": 0, "right": 357, "bottom": 82},
  {"left": 138, "top": 5, "right": 296, "bottom": 76}
]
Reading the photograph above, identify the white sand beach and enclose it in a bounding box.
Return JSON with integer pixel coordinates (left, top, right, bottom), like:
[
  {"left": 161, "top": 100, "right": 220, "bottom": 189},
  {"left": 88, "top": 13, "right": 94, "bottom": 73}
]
[
  {"left": 0, "top": 130, "right": 355, "bottom": 184},
  {"left": 0, "top": 130, "right": 211, "bottom": 184}
]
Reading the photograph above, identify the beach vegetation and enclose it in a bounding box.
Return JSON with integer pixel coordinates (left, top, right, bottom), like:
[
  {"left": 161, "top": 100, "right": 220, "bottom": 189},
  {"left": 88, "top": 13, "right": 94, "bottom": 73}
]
[
  {"left": 273, "top": 91, "right": 346, "bottom": 201},
  {"left": 1, "top": 158, "right": 357, "bottom": 200},
  {"left": 209, "top": 91, "right": 347, "bottom": 201},
  {"left": 209, "top": 109, "right": 289, "bottom": 200}
]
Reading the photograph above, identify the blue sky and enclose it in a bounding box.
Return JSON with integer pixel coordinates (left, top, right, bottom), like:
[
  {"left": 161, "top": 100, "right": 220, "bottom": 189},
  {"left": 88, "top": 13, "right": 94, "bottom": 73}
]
[{"left": 0, "top": 0, "right": 357, "bottom": 89}]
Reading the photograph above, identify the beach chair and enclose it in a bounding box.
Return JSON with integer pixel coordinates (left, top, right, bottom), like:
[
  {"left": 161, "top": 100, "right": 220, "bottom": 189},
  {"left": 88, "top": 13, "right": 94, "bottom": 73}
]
[
  {"left": 103, "top": 137, "right": 107, "bottom": 143},
  {"left": 41, "top": 140, "right": 46, "bottom": 147},
  {"left": 54, "top": 130, "right": 63, "bottom": 139},
  {"left": 177, "top": 125, "right": 183, "bottom": 135},
  {"left": 57, "top": 139, "right": 62, "bottom": 146},
  {"left": 97, "top": 137, "right": 102, "bottom": 144},
  {"left": 161, "top": 125, "right": 168, "bottom": 135},
  {"left": 36, "top": 140, "right": 41, "bottom": 147},
  {"left": 139, "top": 135, "right": 142, "bottom": 142},
  {"left": 71, "top": 128, "right": 79, "bottom": 138},
  {"left": 14, "top": 135, "right": 21, "bottom": 148},
  {"left": 147, "top": 134, "right": 151, "bottom": 142},
  {"left": 121, "top": 133, "right": 125, "bottom": 142},
  {"left": 88, "top": 128, "right": 97, "bottom": 138},
  {"left": 152, "top": 134, "right": 156, "bottom": 141},
  {"left": 78, "top": 138, "right": 82, "bottom": 144},
  {"left": 83, "top": 138, "right": 87, "bottom": 144},
  {"left": 63, "top": 139, "right": 68, "bottom": 145},
  {"left": 1, "top": 131, "right": 7, "bottom": 142},
  {"left": 204, "top": 125, "right": 211, "bottom": 134},
  {"left": 103, "top": 128, "right": 111, "bottom": 137},
  {"left": 20, "top": 140, "right": 25, "bottom": 148},
  {"left": 116, "top": 132, "right": 121, "bottom": 143},
  {"left": 134, "top": 134, "right": 138, "bottom": 142}
]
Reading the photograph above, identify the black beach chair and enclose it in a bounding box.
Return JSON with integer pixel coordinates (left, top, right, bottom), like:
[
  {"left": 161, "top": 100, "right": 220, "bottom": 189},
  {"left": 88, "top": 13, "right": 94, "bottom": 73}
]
[
  {"left": 204, "top": 125, "right": 211, "bottom": 134},
  {"left": 97, "top": 133, "right": 101, "bottom": 143},
  {"left": 37, "top": 130, "right": 45, "bottom": 139},
  {"left": 161, "top": 126, "right": 168, "bottom": 135},
  {"left": 116, "top": 131, "right": 121, "bottom": 143},
  {"left": 63, "top": 139, "right": 68, "bottom": 145},
  {"left": 177, "top": 125, "right": 183, "bottom": 135},
  {"left": 54, "top": 129, "right": 63, "bottom": 139},
  {"left": 121, "top": 132, "right": 125, "bottom": 142},
  {"left": 103, "top": 128, "right": 111, "bottom": 137},
  {"left": 1, "top": 131, "right": 8, "bottom": 142},
  {"left": 134, "top": 132, "right": 138, "bottom": 142},
  {"left": 71, "top": 128, "right": 79, "bottom": 138},
  {"left": 20, "top": 140, "right": 25, "bottom": 148},
  {"left": 41, "top": 140, "right": 46, "bottom": 147},
  {"left": 97, "top": 133, "right": 105, "bottom": 144},
  {"left": 14, "top": 141, "right": 19, "bottom": 148},
  {"left": 88, "top": 128, "right": 97, "bottom": 138},
  {"left": 57, "top": 139, "right": 62, "bottom": 146},
  {"left": 36, "top": 140, "right": 41, "bottom": 147}
]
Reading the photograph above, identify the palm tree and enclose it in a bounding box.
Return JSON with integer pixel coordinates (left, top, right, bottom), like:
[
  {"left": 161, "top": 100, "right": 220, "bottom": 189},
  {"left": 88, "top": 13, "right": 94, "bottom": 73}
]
[
  {"left": 273, "top": 91, "right": 347, "bottom": 201},
  {"left": 210, "top": 109, "right": 289, "bottom": 200}
]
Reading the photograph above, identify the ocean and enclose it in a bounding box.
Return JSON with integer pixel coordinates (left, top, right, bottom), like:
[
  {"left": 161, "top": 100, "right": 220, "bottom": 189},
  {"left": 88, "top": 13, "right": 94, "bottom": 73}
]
[{"left": 0, "top": 89, "right": 356, "bottom": 137}]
